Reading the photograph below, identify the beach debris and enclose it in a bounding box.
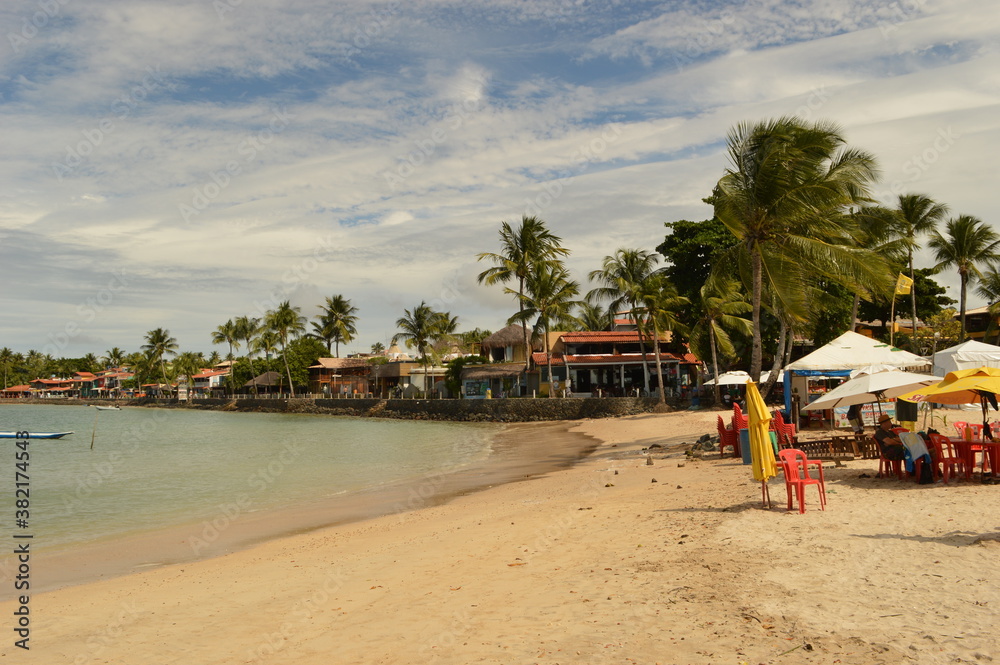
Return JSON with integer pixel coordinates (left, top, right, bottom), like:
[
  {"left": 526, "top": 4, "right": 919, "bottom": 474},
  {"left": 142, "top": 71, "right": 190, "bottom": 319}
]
[
  {"left": 646, "top": 456, "right": 653, "bottom": 465},
  {"left": 649, "top": 443, "right": 662, "bottom": 449},
  {"left": 605, "top": 483, "right": 615, "bottom": 487},
  {"left": 677, "top": 462, "right": 686, "bottom": 467},
  {"left": 614, "top": 469, "right": 619, "bottom": 475},
  {"left": 651, "top": 478, "right": 657, "bottom": 483},
  {"left": 676, "top": 485, "right": 682, "bottom": 489}
]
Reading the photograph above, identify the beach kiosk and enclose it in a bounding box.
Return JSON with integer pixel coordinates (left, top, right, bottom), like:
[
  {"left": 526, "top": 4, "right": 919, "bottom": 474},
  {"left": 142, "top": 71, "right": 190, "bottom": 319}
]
[{"left": 782, "top": 331, "right": 929, "bottom": 428}]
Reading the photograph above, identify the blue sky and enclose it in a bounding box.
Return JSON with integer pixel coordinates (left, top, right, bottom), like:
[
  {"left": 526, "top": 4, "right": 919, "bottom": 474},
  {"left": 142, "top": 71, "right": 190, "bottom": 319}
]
[{"left": 1, "top": 0, "right": 998, "bottom": 357}]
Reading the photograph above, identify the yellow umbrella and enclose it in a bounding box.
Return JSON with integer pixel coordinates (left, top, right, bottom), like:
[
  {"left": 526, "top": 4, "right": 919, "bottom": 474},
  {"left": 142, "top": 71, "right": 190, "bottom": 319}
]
[
  {"left": 897, "top": 366, "right": 1000, "bottom": 436},
  {"left": 746, "top": 380, "right": 778, "bottom": 506}
]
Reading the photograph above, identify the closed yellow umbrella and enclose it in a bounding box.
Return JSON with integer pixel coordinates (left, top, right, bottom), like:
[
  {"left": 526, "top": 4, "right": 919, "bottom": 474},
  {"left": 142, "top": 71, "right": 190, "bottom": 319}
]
[{"left": 746, "top": 380, "right": 778, "bottom": 506}]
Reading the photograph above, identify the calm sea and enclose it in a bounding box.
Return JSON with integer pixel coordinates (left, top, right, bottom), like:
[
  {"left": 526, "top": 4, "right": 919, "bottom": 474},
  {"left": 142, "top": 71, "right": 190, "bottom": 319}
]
[{"left": 1, "top": 404, "right": 499, "bottom": 550}]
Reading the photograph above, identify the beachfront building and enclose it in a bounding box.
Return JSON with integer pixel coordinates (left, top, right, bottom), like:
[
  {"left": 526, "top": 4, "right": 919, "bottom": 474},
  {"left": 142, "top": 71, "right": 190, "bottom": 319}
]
[
  {"left": 0, "top": 385, "right": 31, "bottom": 399},
  {"left": 530, "top": 330, "right": 699, "bottom": 397},
  {"left": 191, "top": 368, "right": 230, "bottom": 396},
  {"left": 308, "top": 357, "right": 372, "bottom": 396}
]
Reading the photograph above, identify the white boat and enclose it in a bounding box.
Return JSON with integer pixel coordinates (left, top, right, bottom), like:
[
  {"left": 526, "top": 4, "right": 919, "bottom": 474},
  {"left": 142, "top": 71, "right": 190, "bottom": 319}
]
[
  {"left": 94, "top": 405, "right": 121, "bottom": 411},
  {"left": 0, "top": 431, "right": 74, "bottom": 439}
]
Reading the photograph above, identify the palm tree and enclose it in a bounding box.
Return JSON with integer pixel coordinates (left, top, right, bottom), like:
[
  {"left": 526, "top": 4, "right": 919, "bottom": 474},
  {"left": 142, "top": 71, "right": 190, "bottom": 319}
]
[
  {"left": 477, "top": 215, "right": 570, "bottom": 377},
  {"left": 975, "top": 267, "right": 1000, "bottom": 344},
  {"left": 928, "top": 215, "right": 1000, "bottom": 340},
  {"left": 691, "top": 279, "right": 753, "bottom": 406},
  {"left": 253, "top": 330, "right": 282, "bottom": 361},
  {"left": 211, "top": 319, "right": 239, "bottom": 394},
  {"left": 588, "top": 248, "right": 660, "bottom": 392},
  {"left": 393, "top": 302, "right": 441, "bottom": 397},
  {"left": 141, "top": 328, "right": 178, "bottom": 391},
  {"left": 235, "top": 316, "right": 261, "bottom": 394},
  {"left": 101, "top": 347, "right": 127, "bottom": 369},
  {"left": 634, "top": 274, "right": 689, "bottom": 404},
  {"left": 173, "top": 351, "right": 204, "bottom": 402},
  {"left": 712, "top": 116, "right": 882, "bottom": 382},
  {"left": 507, "top": 265, "right": 582, "bottom": 396},
  {"left": 265, "top": 301, "right": 306, "bottom": 396},
  {"left": 371, "top": 341, "right": 385, "bottom": 355},
  {"left": 0, "top": 347, "right": 13, "bottom": 388},
  {"left": 312, "top": 295, "right": 359, "bottom": 357},
  {"left": 576, "top": 301, "right": 612, "bottom": 331},
  {"left": 890, "top": 194, "right": 949, "bottom": 334}
]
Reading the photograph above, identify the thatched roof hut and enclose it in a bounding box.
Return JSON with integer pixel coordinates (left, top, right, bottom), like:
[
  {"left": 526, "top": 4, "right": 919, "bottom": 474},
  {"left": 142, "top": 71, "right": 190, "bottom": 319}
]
[{"left": 480, "top": 324, "right": 541, "bottom": 351}]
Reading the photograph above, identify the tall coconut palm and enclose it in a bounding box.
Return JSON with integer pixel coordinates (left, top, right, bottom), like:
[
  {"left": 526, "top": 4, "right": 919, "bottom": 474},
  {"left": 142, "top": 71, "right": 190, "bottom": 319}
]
[
  {"left": 235, "top": 316, "right": 261, "bottom": 394},
  {"left": 587, "top": 248, "right": 660, "bottom": 392},
  {"left": 141, "top": 328, "right": 178, "bottom": 390},
  {"left": 507, "top": 265, "right": 582, "bottom": 397},
  {"left": 0, "top": 347, "right": 13, "bottom": 389},
  {"left": 265, "top": 301, "right": 306, "bottom": 396},
  {"left": 928, "top": 215, "right": 1000, "bottom": 340},
  {"left": 634, "top": 274, "right": 690, "bottom": 404},
  {"left": 477, "top": 215, "right": 570, "bottom": 377},
  {"left": 173, "top": 351, "right": 204, "bottom": 402},
  {"left": 252, "top": 330, "right": 282, "bottom": 361},
  {"left": 691, "top": 279, "right": 753, "bottom": 406},
  {"left": 890, "top": 194, "right": 949, "bottom": 334},
  {"left": 371, "top": 341, "right": 385, "bottom": 355},
  {"left": 576, "top": 302, "right": 612, "bottom": 331},
  {"left": 312, "top": 295, "right": 359, "bottom": 357},
  {"left": 975, "top": 267, "right": 1000, "bottom": 344},
  {"left": 211, "top": 319, "right": 239, "bottom": 394},
  {"left": 393, "top": 302, "right": 440, "bottom": 396},
  {"left": 712, "top": 116, "right": 882, "bottom": 383},
  {"left": 101, "top": 347, "right": 127, "bottom": 369}
]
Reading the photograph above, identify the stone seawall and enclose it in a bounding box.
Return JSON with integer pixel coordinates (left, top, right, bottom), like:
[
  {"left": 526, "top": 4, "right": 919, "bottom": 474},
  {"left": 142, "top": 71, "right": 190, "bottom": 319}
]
[{"left": 109, "top": 396, "right": 672, "bottom": 422}]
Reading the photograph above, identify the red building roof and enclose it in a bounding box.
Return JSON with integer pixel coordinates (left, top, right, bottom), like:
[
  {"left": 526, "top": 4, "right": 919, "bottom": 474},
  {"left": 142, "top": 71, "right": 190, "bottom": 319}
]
[{"left": 559, "top": 331, "right": 669, "bottom": 344}]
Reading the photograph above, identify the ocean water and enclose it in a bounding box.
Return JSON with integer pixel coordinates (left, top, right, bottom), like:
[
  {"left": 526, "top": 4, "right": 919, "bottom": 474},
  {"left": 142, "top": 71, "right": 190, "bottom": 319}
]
[{"left": 0, "top": 404, "right": 499, "bottom": 550}]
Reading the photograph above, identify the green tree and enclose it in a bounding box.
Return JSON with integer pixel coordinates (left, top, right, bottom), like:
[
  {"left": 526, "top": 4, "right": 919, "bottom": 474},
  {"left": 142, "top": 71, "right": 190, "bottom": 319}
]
[
  {"left": 101, "top": 347, "right": 127, "bottom": 368},
  {"left": 312, "top": 295, "right": 359, "bottom": 357},
  {"left": 976, "top": 267, "right": 1000, "bottom": 343},
  {"left": 888, "top": 194, "right": 949, "bottom": 334},
  {"left": 477, "top": 215, "right": 570, "bottom": 375},
  {"left": 211, "top": 319, "right": 239, "bottom": 394},
  {"left": 712, "top": 116, "right": 883, "bottom": 385},
  {"left": 657, "top": 217, "right": 738, "bottom": 304},
  {"left": 445, "top": 355, "right": 487, "bottom": 397},
  {"left": 371, "top": 341, "right": 385, "bottom": 355},
  {"left": 690, "top": 279, "right": 753, "bottom": 405},
  {"left": 234, "top": 316, "right": 261, "bottom": 393},
  {"left": 634, "top": 274, "right": 689, "bottom": 404},
  {"left": 928, "top": 215, "right": 1000, "bottom": 340},
  {"left": 508, "top": 265, "right": 582, "bottom": 396},
  {"left": 575, "top": 302, "right": 612, "bottom": 331},
  {"left": 173, "top": 351, "right": 204, "bottom": 402},
  {"left": 265, "top": 301, "right": 307, "bottom": 396},
  {"left": 141, "top": 328, "right": 178, "bottom": 389},
  {"left": 0, "top": 347, "right": 13, "bottom": 388},
  {"left": 393, "top": 302, "right": 443, "bottom": 397}
]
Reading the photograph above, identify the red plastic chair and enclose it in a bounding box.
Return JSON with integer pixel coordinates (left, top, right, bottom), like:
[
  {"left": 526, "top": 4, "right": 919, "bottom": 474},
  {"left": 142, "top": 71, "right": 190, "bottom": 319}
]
[
  {"left": 874, "top": 435, "right": 905, "bottom": 480},
  {"left": 732, "top": 403, "right": 747, "bottom": 431},
  {"left": 716, "top": 415, "right": 739, "bottom": 458},
  {"left": 928, "top": 433, "right": 964, "bottom": 484},
  {"left": 771, "top": 410, "right": 797, "bottom": 447},
  {"left": 777, "top": 449, "right": 826, "bottom": 513}
]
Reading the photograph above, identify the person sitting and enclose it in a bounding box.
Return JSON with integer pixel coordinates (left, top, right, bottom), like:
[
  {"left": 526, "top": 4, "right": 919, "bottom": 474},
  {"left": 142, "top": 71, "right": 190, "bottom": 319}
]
[{"left": 874, "top": 413, "right": 907, "bottom": 461}]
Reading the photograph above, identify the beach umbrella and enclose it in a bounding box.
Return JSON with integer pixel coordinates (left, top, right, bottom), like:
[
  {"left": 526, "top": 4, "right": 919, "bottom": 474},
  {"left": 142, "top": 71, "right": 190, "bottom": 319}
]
[
  {"left": 746, "top": 380, "right": 778, "bottom": 507},
  {"left": 801, "top": 370, "right": 941, "bottom": 412},
  {"left": 704, "top": 370, "right": 752, "bottom": 386},
  {"left": 897, "top": 367, "right": 1000, "bottom": 437}
]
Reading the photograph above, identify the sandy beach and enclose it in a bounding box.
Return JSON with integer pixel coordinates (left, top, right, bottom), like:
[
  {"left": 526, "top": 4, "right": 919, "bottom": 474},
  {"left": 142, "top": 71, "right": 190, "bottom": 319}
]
[{"left": 4, "top": 408, "right": 1000, "bottom": 664}]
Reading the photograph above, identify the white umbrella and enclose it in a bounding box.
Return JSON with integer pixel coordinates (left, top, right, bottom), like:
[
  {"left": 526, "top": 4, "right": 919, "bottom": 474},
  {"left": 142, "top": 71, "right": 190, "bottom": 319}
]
[
  {"left": 801, "top": 370, "right": 941, "bottom": 411},
  {"left": 704, "top": 371, "right": 752, "bottom": 386}
]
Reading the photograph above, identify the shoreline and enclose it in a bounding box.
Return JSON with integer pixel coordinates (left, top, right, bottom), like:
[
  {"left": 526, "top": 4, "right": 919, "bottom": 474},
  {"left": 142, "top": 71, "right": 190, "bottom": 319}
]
[
  {"left": 7, "top": 408, "right": 1000, "bottom": 663},
  {"left": 4, "top": 420, "right": 602, "bottom": 598}
]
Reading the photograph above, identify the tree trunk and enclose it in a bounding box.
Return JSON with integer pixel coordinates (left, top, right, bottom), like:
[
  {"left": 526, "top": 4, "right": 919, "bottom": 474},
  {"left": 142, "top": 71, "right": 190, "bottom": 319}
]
[
  {"left": 751, "top": 249, "right": 763, "bottom": 380},
  {"left": 960, "top": 272, "right": 968, "bottom": 341},
  {"left": 282, "top": 340, "right": 295, "bottom": 397},
  {"left": 709, "top": 323, "right": 721, "bottom": 406},
  {"left": 761, "top": 318, "right": 787, "bottom": 397},
  {"left": 651, "top": 321, "right": 666, "bottom": 405},
  {"left": 850, "top": 293, "right": 860, "bottom": 332},
  {"left": 909, "top": 253, "right": 918, "bottom": 341}
]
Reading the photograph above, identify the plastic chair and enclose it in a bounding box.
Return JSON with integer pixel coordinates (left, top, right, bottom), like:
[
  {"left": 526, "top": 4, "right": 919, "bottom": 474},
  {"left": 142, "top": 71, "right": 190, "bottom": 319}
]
[
  {"left": 874, "top": 436, "right": 904, "bottom": 480},
  {"left": 771, "top": 410, "right": 797, "bottom": 447},
  {"left": 716, "top": 415, "right": 739, "bottom": 458},
  {"left": 777, "top": 449, "right": 826, "bottom": 513},
  {"left": 732, "top": 403, "right": 747, "bottom": 431},
  {"left": 927, "top": 433, "right": 965, "bottom": 484}
]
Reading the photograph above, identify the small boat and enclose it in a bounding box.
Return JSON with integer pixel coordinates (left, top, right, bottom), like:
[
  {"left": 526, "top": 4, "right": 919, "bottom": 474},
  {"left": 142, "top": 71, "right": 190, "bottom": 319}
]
[
  {"left": 0, "top": 431, "right": 74, "bottom": 439},
  {"left": 94, "top": 405, "right": 121, "bottom": 411}
]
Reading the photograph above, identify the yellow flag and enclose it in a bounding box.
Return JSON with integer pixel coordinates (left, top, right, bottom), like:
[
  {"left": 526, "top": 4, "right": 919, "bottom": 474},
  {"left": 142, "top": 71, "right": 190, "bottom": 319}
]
[{"left": 895, "top": 273, "right": 914, "bottom": 295}]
